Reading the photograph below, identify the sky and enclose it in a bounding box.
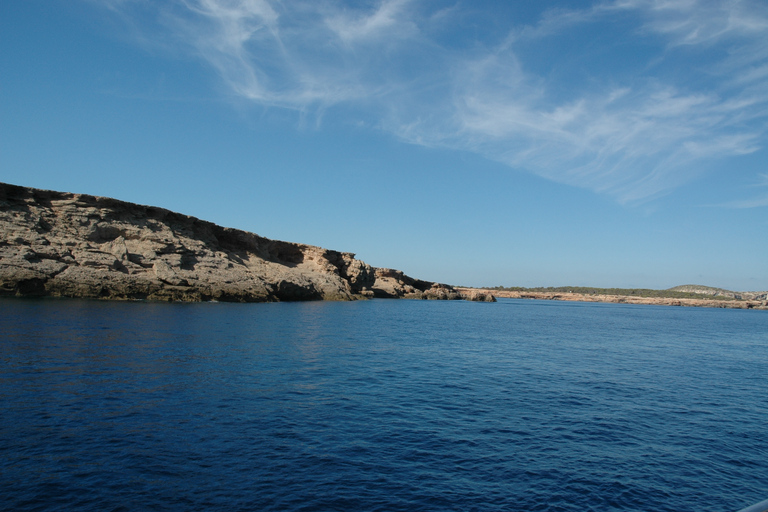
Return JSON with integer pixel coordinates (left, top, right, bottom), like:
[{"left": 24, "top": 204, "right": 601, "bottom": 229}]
[{"left": 1, "top": 0, "right": 767, "bottom": 291}]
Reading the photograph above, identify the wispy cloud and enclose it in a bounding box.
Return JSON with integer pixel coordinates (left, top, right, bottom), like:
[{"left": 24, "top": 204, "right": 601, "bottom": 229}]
[
  {"left": 715, "top": 196, "right": 768, "bottom": 208},
  {"left": 96, "top": 0, "right": 768, "bottom": 204},
  {"left": 716, "top": 173, "right": 768, "bottom": 208},
  {"left": 325, "top": 0, "right": 416, "bottom": 43},
  {"left": 625, "top": 0, "right": 768, "bottom": 45}
]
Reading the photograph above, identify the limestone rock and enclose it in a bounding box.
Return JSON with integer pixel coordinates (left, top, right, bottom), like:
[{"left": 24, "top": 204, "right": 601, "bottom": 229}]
[
  {"left": 371, "top": 268, "right": 462, "bottom": 300},
  {"left": 0, "top": 183, "right": 465, "bottom": 303},
  {"left": 461, "top": 289, "right": 497, "bottom": 302}
]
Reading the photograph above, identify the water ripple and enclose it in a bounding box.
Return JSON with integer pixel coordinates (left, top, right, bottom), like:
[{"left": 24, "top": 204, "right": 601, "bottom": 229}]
[{"left": 1, "top": 298, "right": 767, "bottom": 511}]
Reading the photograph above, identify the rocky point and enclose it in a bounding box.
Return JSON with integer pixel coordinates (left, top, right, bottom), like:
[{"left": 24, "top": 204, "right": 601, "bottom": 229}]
[{"left": 0, "top": 183, "right": 490, "bottom": 303}]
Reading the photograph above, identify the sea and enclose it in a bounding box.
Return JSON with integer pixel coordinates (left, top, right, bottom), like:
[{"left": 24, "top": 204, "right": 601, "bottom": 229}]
[{"left": 1, "top": 297, "right": 767, "bottom": 512}]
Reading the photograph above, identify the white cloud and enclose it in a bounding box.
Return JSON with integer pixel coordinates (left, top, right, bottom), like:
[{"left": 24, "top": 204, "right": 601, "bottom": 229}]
[
  {"left": 714, "top": 173, "right": 768, "bottom": 208},
  {"left": 97, "top": 0, "right": 768, "bottom": 204},
  {"left": 716, "top": 195, "right": 768, "bottom": 208},
  {"left": 629, "top": 0, "right": 768, "bottom": 45},
  {"left": 325, "top": 0, "right": 416, "bottom": 43}
]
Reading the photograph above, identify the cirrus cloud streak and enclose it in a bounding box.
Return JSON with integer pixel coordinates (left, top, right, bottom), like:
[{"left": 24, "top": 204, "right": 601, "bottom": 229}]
[{"left": 99, "top": 0, "right": 768, "bottom": 204}]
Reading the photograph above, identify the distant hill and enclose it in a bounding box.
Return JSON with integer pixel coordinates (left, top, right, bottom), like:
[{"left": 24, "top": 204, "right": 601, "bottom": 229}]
[
  {"left": 668, "top": 285, "right": 768, "bottom": 301},
  {"left": 488, "top": 285, "right": 768, "bottom": 301}
]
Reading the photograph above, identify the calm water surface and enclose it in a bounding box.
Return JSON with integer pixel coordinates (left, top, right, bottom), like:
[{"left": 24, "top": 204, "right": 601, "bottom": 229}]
[{"left": 1, "top": 297, "right": 767, "bottom": 511}]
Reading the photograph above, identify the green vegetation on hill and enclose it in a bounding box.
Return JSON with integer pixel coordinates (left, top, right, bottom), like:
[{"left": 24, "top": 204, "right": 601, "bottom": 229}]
[
  {"left": 668, "top": 285, "right": 729, "bottom": 294},
  {"left": 488, "top": 286, "right": 739, "bottom": 301}
]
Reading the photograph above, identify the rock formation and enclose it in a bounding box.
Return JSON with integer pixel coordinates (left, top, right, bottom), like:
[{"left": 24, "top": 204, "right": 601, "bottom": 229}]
[
  {"left": 458, "top": 289, "right": 497, "bottom": 303},
  {"left": 372, "top": 268, "right": 463, "bottom": 300},
  {"left": 0, "top": 183, "right": 486, "bottom": 303}
]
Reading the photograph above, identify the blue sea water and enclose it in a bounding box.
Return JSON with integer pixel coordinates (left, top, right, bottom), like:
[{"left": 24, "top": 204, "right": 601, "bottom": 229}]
[{"left": 1, "top": 297, "right": 767, "bottom": 512}]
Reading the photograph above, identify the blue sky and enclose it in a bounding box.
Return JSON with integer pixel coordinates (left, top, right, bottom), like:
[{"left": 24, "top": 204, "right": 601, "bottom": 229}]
[{"left": 1, "top": 0, "right": 767, "bottom": 290}]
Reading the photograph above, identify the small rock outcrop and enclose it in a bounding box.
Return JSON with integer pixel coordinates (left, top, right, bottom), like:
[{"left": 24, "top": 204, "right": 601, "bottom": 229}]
[
  {"left": 371, "top": 268, "right": 463, "bottom": 300},
  {"left": 0, "top": 183, "right": 467, "bottom": 303},
  {"left": 460, "top": 289, "right": 497, "bottom": 302}
]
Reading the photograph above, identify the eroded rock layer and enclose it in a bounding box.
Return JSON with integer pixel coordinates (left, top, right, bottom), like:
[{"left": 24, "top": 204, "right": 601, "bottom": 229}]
[{"left": 0, "top": 183, "right": 469, "bottom": 302}]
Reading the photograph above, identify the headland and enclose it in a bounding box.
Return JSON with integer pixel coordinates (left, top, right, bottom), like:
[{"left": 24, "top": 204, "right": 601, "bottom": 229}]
[{"left": 0, "top": 183, "right": 496, "bottom": 303}]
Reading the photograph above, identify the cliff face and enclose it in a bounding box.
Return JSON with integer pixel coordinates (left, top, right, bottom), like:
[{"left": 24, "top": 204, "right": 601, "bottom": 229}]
[{"left": 0, "top": 183, "right": 466, "bottom": 303}]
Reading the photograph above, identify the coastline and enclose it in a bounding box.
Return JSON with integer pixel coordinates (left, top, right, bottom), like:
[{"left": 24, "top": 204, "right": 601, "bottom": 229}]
[
  {"left": 456, "top": 288, "right": 768, "bottom": 310},
  {"left": 0, "top": 182, "right": 758, "bottom": 308}
]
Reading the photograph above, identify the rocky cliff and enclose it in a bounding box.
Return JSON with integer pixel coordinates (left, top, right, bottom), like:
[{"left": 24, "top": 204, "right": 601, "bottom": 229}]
[{"left": 0, "top": 183, "right": 476, "bottom": 303}]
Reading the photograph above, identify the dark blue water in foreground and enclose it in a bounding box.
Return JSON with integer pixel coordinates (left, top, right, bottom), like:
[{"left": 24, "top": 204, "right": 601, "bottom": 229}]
[{"left": 1, "top": 298, "right": 767, "bottom": 512}]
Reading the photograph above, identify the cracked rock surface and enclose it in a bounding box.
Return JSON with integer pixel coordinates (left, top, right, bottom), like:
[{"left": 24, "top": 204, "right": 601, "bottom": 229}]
[{"left": 1, "top": 183, "right": 465, "bottom": 302}]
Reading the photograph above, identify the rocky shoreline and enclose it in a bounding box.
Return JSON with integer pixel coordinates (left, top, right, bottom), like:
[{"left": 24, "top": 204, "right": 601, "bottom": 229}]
[
  {"left": 8, "top": 182, "right": 758, "bottom": 310},
  {"left": 0, "top": 183, "right": 494, "bottom": 303},
  {"left": 457, "top": 288, "right": 768, "bottom": 310}
]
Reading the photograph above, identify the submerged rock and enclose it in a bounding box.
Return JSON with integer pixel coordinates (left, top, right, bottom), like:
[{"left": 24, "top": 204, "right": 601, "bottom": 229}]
[{"left": 0, "top": 183, "right": 465, "bottom": 303}]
